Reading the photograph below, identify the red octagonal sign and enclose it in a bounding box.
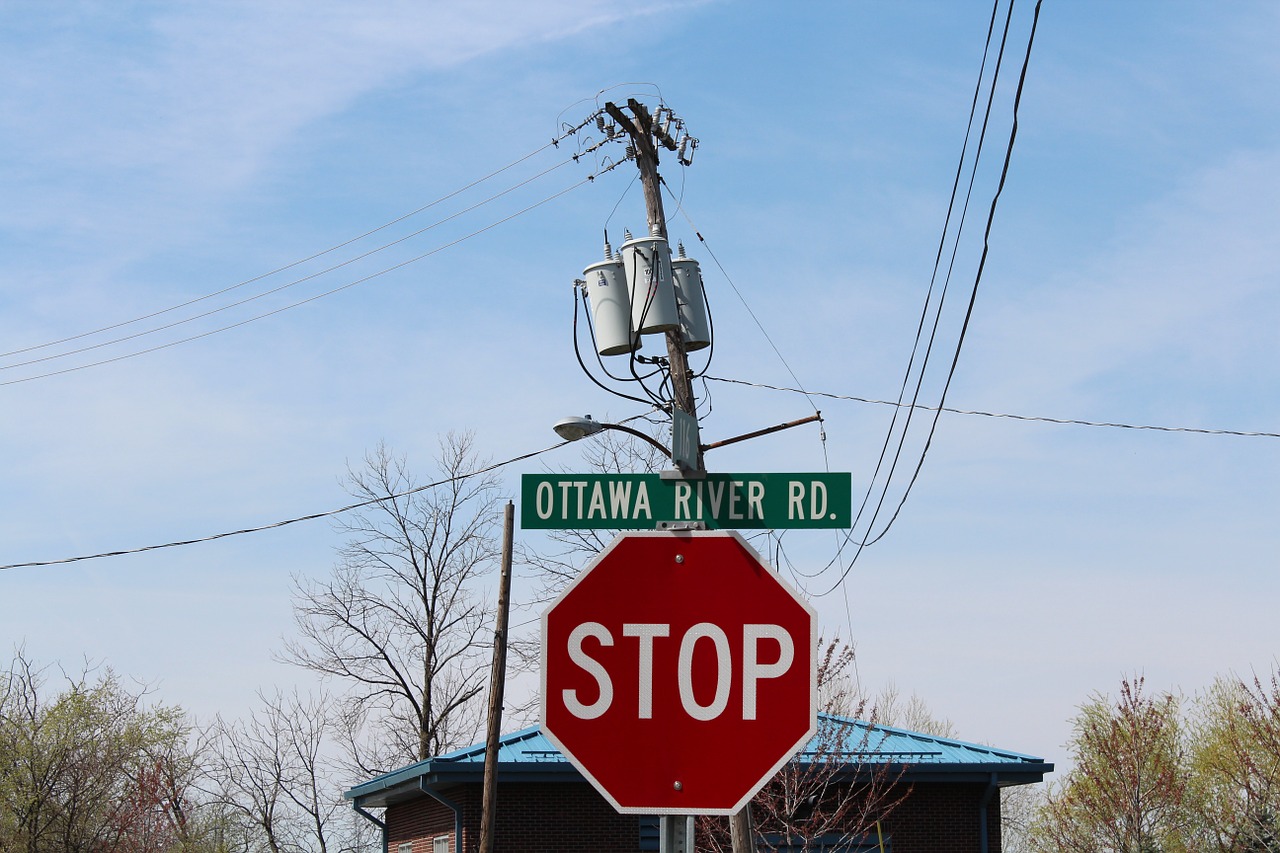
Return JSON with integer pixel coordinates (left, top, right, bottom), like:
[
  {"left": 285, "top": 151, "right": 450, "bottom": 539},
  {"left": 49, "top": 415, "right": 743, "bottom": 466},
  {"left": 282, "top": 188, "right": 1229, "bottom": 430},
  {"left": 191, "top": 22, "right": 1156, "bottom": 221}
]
[{"left": 541, "top": 530, "right": 816, "bottom": 815}]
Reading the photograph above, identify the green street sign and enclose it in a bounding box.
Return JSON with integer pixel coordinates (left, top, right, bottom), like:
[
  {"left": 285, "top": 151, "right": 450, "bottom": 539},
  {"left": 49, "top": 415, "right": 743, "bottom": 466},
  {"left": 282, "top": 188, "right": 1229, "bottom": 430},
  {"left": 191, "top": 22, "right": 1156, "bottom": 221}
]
[{"left": 521, "top": 472, "right": 851, "bottom": 530}]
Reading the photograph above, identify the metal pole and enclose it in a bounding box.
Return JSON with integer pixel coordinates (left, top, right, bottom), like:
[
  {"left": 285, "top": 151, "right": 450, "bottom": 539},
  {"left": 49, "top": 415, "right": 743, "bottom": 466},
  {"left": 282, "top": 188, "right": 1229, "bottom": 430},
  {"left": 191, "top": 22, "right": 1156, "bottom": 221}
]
[
  {"left": 479, "top": 501, "right": 515, "bottom": 853},
  {"left": 658, "top": 815, "right": 696, "bottom": 853}
]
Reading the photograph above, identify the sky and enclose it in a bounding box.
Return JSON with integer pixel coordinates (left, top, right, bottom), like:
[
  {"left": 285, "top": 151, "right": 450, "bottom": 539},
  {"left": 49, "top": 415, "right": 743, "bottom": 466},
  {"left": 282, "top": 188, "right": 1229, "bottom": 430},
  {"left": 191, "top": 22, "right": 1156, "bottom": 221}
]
[{"left": 2, "top": 0, "right": 1278, "bottom": 783}]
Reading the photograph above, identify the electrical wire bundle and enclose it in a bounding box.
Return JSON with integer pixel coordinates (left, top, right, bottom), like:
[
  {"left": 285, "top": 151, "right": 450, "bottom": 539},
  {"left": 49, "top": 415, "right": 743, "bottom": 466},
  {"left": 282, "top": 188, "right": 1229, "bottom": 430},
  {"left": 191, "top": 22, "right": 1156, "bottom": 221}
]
[{"left": 816, "top": 0, "right": 1044, "bottom": 595}]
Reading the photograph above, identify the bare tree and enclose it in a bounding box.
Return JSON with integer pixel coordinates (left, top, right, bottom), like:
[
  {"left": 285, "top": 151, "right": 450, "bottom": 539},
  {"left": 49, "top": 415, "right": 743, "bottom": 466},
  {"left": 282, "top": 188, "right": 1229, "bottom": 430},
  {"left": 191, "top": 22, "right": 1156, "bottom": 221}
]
[
  {"left": 1002, "top": 783, "right": 1045, "bottom": 853},
  {"left": 203, "top": 689, "right": 350, "bottom": 853},
  {"left": 519, "top": 419, "right": 668, "bottom": 604},
  {"left": 697, "top": 637, "right": 911, "bottom": 853},
  {"left": 284, "top": 434, "right": 502, "bottom": 769},
  {"left": 865, "top": 680, "right": 958, "bottom": 739}
]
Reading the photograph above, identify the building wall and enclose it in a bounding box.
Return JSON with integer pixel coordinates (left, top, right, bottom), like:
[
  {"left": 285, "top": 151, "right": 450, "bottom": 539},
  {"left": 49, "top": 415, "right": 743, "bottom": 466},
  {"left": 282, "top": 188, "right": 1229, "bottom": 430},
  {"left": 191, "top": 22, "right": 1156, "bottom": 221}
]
[
  {"left": 879, "top": 782, "right": 1001, "bottom": 853},
  {"left": 386, "top": 778, "right": 1002, "bottom": 853},
  {"left": 387, "top": 791, "right": 457, "bottom": 853},
  {"left": 387, "top": 781, "right": 642, "bottom": 853}
]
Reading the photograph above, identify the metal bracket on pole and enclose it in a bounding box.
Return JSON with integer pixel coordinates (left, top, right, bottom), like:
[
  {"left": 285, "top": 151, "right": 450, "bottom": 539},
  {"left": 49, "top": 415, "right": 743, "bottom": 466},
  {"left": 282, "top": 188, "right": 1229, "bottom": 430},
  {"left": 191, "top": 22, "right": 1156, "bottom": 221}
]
[
  {"left": 659, "top": 815, "right": 696, "bottom": 853},
  {"left": 654, "top": 521, "right": 708, "bottom": 531}
]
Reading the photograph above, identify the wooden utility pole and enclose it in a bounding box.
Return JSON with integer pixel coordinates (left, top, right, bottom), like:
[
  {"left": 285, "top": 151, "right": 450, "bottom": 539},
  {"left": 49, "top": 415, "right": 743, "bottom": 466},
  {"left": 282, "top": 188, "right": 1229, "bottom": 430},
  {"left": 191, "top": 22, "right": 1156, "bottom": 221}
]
[
  {"left": 730, "top": 804, "right": 756, "bottom": 853},
  {"left": 604, "top": 99, "right": 702, "bottom": 471},
  {"left": 606, "top": 99, "right": 755, "bottom": 851},
  {"left": 479, "top": 501, "right": 515, "bottom": 853}
]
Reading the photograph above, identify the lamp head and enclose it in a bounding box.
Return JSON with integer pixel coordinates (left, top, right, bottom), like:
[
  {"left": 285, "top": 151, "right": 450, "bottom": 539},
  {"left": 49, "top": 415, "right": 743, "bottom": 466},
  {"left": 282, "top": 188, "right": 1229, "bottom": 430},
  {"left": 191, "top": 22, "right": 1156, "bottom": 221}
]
[{"left": 553, "top": 415, "right": 605, "bottom": 442}]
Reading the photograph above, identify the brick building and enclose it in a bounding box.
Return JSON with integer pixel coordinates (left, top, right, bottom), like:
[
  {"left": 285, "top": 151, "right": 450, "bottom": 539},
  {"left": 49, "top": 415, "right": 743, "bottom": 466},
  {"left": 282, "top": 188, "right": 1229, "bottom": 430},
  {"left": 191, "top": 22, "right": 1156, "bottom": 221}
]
[{"left": 345, "top": 715, "right": 1052, "bottom": 852}]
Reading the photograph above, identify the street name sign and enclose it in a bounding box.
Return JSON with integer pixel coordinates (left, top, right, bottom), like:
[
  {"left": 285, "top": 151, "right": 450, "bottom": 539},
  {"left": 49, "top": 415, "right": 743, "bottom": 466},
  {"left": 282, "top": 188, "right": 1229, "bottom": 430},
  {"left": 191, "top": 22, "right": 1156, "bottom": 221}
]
[
  {"left": 541, "top": 530, "right": 817, "bottom": 815},
  {"left": 521, "top": 472, "right": 851, "bottom": 529}
]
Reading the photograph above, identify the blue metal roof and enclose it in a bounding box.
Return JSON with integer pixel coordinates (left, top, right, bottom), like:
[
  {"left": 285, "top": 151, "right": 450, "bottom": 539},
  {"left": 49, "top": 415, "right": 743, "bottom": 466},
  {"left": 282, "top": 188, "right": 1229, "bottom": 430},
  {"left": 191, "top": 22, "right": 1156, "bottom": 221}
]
[
  {"left": 430, "top": 715, "right": 1044, "bottom": 767},
  {"left": 345, "top": 714, "right": 1051, "bottom": 807}
]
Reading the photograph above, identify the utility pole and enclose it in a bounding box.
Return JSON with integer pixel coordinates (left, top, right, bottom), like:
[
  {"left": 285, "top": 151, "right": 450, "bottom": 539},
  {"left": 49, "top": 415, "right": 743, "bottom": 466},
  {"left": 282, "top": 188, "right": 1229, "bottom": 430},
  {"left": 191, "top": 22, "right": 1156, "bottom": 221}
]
[
  {"left": 605, "top": 99, "right": 703, "bottom": 473},
  {"left": 606, "top": 99, "right": 755, "bottom": 852},
  {"left": 730, "top": 804, "right": 756, "bottom": 853},
  {"left": 479, "top": 501, "right": 515, "bottom": 853}
]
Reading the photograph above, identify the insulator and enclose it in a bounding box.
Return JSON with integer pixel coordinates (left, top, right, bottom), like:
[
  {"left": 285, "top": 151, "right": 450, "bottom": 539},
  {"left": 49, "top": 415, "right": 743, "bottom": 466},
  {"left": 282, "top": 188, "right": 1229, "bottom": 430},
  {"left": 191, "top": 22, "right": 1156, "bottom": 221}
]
[{"left": 679, "top": 137, "right": 698, "bottom": 166}]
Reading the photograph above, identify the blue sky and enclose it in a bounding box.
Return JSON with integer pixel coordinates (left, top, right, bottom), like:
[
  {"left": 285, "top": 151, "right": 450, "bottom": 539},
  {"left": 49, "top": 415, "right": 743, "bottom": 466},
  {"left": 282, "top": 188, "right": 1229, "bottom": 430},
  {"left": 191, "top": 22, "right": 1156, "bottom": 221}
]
[{"left": 2, "top": 0, "right": 1278, "bottom": 776}]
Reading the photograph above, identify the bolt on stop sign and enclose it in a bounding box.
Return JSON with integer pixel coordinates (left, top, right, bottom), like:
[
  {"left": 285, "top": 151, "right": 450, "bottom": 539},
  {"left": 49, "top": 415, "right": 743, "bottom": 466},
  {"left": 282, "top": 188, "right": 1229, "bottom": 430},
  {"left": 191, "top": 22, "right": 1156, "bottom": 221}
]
[{"left": 541, "top": 530, "right": 817, "bottom": 815}]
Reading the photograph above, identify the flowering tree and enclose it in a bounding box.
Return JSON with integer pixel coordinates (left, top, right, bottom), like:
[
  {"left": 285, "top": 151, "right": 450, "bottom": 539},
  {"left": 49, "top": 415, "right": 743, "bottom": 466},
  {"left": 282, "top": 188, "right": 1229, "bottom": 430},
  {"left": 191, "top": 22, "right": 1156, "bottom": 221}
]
[
  {"left": 0, "top": 648, "right": 216, "bottom": 852},
  {"left": 1188, "top": 670, "right": 1280, "bottom": 852},
  {"left": 1029, "top": 677, "right": 1191, "bottom": 853}
]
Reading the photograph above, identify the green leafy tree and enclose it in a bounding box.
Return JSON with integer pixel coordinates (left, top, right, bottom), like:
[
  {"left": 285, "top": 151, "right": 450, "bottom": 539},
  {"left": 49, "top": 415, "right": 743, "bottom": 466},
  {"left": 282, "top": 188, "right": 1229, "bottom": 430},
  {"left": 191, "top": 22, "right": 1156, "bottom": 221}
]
[
  {"left": 0, "top": 648, "right": 213, "bottom": 853},
  {"left": 1188, "top": 669, "right": 1280, "bottom": 852},
  {"left": 1030, "top": 677, "right": 1192, "bottom": 853}
]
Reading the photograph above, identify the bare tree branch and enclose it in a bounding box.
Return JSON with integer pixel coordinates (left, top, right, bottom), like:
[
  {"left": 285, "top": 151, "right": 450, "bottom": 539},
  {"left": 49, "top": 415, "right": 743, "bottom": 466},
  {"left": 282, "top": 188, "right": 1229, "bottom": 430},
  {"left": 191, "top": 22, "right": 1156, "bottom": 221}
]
[{"left": 282, "top": 434, "right": 502, "bottom": 769}]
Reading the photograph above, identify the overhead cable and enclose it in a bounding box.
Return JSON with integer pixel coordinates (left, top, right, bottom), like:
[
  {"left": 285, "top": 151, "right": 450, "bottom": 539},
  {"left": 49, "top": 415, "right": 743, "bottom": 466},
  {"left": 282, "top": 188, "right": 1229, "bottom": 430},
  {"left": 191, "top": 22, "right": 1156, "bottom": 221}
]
[
  {"left": 2, "top": 139, "right": 573, "bottom": 361},
  {"left": 2, "top": 157, "right": 579, "bottom": 375},
  {"left": 845, "top": 0, "right": 1022, "bottom": 555},
  {"left": 2, "top": 177, "right": 595, "bottom": 387},
  {"left": 704, "top": 375, "right": 1278, "bottom": 439},
  {"left": 0, "top": 441, "right": 567, "bottom": 572},
  {"left": 820, "top": 0, "right": 1045, "bottom": 595},
  {"left": 858, "top": 0, "right": 1043, "bottom": 550}
]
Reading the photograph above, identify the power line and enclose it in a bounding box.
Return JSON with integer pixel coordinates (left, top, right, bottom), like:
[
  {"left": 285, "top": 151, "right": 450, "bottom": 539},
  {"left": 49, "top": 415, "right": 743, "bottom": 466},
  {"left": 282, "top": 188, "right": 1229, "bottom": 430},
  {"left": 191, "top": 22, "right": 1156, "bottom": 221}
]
[
  {"left": 2, "top": 176, "right": 595, "bottom": 387},
  {"left": 846, "top": 0, "right": 1020, "bottom": 558},
  {"left": 0, "top": 442, "right": 567, "bottom": 572},
  {"left": 792, "top": 0, "right": 1041, "bottom": 598},
  {"left": 856, "top": 0, "right": 1042, "bottom": 552},
  {"left": 709, "top": 376, "right": 1278, "bottom": 438},
  {"left": 2, "top": 139, "right": 576, "bottom": 361},
  {"left": 2, "top": 158, "right": 580, "bottom": 376},
  {"left": 705, "top": 375, "right": 1279, "bottom": 439}
]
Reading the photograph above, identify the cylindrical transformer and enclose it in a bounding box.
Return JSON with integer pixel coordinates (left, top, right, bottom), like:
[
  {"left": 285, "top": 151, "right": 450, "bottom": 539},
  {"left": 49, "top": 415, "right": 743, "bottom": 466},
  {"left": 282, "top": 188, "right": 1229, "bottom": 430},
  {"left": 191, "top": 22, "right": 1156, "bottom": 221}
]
[
  {"left": 671, "top": 243, "right": 710, "bottom": 351},
  {"left": 583, "top": 252, "right": 639, "bottom": 357},
  {"left": 620, "top": 230, "right": 679, "bottom": 335}
]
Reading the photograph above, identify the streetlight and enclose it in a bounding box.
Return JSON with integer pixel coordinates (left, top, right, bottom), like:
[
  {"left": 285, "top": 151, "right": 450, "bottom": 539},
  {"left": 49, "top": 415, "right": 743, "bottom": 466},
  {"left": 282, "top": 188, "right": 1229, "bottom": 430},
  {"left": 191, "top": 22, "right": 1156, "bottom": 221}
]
[
  {"left": 553, "top": 412, "right": 826, "bottom": 461},
  {"left": 551, "top": 415, "right": 673, "bottom": 457}
]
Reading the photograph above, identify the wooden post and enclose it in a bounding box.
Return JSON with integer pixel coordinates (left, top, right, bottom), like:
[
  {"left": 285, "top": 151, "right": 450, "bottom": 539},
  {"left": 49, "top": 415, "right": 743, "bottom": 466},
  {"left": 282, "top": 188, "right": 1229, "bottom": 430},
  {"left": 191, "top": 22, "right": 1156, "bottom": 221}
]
[
  {"left": 604, "top": 99, "right": 703, "bottom": 472},
  {"left": 479, "top": 501, "right": 515, "bottom": 853},
  {"left": 730, "top": 804, "right": 756, "bottom": 853}
]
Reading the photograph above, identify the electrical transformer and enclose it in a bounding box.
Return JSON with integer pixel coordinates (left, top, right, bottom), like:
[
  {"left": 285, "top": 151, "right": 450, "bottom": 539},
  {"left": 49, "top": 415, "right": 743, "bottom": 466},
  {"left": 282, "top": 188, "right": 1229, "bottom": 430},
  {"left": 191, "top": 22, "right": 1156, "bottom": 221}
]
[
  {"left": 671, "top": 242, "right": 710, "bottom": 351},
  {"left": 582, "top": 243, "right": 640, "bottom": 357},
  {"left": 620, "top": 228, "right": 679, "bottom": 335}
]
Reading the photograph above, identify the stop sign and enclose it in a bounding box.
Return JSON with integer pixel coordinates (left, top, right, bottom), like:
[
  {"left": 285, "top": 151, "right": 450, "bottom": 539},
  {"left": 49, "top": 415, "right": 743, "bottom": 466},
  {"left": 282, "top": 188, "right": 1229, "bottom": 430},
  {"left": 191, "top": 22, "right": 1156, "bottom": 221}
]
[{"left": 541, "top": 530, "right": 816, "bottom": 815}]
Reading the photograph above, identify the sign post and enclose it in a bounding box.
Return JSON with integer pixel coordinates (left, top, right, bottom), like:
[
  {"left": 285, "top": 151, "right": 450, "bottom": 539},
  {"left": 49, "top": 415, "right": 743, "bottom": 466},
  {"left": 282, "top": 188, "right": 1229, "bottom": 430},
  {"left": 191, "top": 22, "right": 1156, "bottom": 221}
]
[{"left": 541, "top": 530, "right": 817, "bottom": 815}]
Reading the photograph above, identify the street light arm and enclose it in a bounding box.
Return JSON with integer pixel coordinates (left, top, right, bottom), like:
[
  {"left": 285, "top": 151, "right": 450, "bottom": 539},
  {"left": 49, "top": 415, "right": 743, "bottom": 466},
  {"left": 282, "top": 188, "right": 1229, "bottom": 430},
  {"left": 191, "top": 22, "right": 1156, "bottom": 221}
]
[
  {"left": 600, "top": 423, "right": 672, "bottom": 457},
  {"left": 553, "top": 415, "right": 672, "bottom": 458}
]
